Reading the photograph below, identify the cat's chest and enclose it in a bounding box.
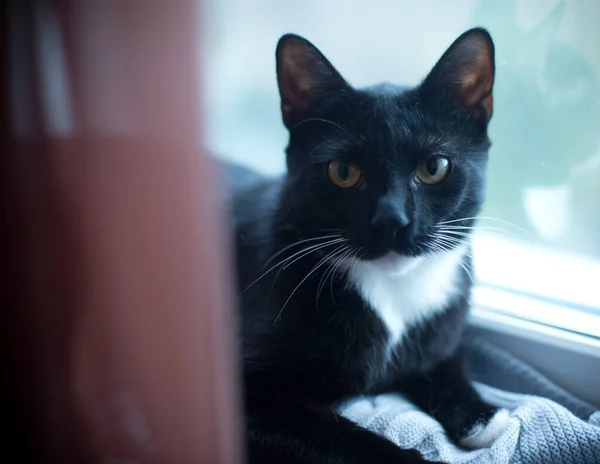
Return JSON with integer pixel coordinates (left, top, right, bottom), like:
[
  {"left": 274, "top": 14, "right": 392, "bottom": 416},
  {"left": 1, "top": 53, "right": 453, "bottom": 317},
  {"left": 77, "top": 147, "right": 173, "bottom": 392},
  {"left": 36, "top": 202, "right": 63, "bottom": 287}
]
[{"left": 348, "top": 248, "right": 466, "bottom": 346}]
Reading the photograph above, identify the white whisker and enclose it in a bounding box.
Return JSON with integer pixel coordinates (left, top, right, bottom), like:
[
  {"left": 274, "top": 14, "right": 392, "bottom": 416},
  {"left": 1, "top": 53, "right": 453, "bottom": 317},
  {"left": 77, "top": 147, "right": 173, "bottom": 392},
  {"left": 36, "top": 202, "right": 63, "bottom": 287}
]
[
  {"left": 438, "top": 216, "right": 515, "bottom": 226},
  {"left": 431, "top": 233, "right": 470, "bottom": 248},
  {"left": 456, "top": 259, "right": 475, "bottom": 282},
  {"left": 430, "top": 234, "right": 474, "bottom": 260},
  {"left": 274, "top": 245, "right": 350, "bottom": 324},
  {"left": 437, "top": 216, "right": 532, "bottom": 238},
  {"left": 243, "top": 236, "right": 346, "bottom": 294},
  {"left": 263, "top": 234, "right": 341, "bottom": 269},
  {"left": 315, "top": 244, "right": 349, "bottom": 306},
  {"left": 329, "top": 248, "right": 355, "bottom": 304},
  {"left": 426, "top": 235, "right": 475, "bottom": 283},
  {"left": 343, "top": 248, "right": 365, "bottom": 291},
  {"left": 267, "top": 238, "right": 348, "bottom": 297},
  {"left": 282, "top": 238, "right": 348, "bottom": 270},
  {"left": 438, "top": 225, "right": 515, "bottom": 238}
]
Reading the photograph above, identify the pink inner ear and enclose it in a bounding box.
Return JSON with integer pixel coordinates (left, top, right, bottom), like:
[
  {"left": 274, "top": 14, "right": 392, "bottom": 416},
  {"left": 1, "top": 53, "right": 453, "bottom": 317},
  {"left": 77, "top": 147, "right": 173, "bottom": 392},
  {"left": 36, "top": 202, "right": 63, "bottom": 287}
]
[
  {"left": 455, "top": 41, "right": 494, "bottom": 119},
  {"left": 276, "top": 35, "right": 349, "bottom": 128},
  {"left": 279, "top": 81, "right": 316, "bottom": 125},
  {"left": 278, "top": 46, "right": 322, "bottom": 119},
  {"left": 460, "top": 55, "right": 493, "bottom": 104},
  {"left": 461, "top": 73, "right": 493, "bottom": 106}
]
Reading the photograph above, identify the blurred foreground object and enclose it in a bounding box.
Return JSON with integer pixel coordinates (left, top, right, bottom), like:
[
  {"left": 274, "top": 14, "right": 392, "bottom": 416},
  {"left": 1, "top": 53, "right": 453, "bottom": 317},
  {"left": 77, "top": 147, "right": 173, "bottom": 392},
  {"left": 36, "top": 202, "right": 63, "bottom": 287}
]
[{"left": 1, "top": 0, "right": 243, "bottom": 462}]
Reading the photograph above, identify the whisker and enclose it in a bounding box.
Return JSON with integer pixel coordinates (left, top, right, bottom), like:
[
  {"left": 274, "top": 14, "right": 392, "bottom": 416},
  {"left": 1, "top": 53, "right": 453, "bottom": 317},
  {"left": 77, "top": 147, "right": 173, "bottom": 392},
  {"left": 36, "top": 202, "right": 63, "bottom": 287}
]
[
  {"left": 243, "top": 237, "right": 346, "bottom": 294},
  {"left": 317, "top": 253, "right": 343, "bottom": 307},
  {"left": 429, "top": 232, "right": 463, "bottom": 245},
  {"left": 329, "top": 248, "right": 355, "bottom": 304},
  {"left": 315, "top": 245, "right": 352, "bottom": 307},
  {"left": 436, "top": 228, "right": 476, "bottom": 237},
  {"left": 432, "top": 230, "right": 469, "bottom": 240},
  {"left": 437, "top": 216, "right": 532, "bottom": 238},
  {"left": 430, "top": 235, "right": 476, "bottom": 282},
  {"left": 429, "top": 234, "right": 474, "bottom": 260},
  {"left": 282, "top": 238, "right": 348, "bottom": 270},
  {"left": 429, "top": 238, "right": 460, "bottom": 253},
  {"left": 426, "top": 240, "right": 447, "bottom": 256},
  {"left": 316, "top": 262, "right": 335, "bottom": 307},
  {"left": 315, "top": 245, "right": 348, "bottom": 306},
  {"left": 416, "top": 242, "right": 435, "bottom": 260},
  {"left": 263, "top": 234, "right": 342, "bottom": 270},
  {"left": 437, "top": 225, "right": 516, "bottom": 238},
  {"left": 430, "top": 232, "right": 471, "bottom": 248},
  {"left": 428, "top": 236, "right": 476, "bottom": 283},
  {"left": 274, "top": 245, "right": 350, "bottom": 324},
  {"left": 438, "top": 225, "right": 506, "bottom": 232},
  {"left": 343, "top": 248, "right": 365, "bottom": 291},
  {"left": 456, "top": 258, "right": 475, "bottom": 282},
  {"left": 438, "top": 216, "right": 515, "bottom": 226},
  {"left": 349, "top": 248, "right": 364, "bottom": 283},
  {"left": 428, "top": 234, "right": 466, "bottom": 257},
  {"left": 267, "top": 238, "right": 348, "bottom": 297}
]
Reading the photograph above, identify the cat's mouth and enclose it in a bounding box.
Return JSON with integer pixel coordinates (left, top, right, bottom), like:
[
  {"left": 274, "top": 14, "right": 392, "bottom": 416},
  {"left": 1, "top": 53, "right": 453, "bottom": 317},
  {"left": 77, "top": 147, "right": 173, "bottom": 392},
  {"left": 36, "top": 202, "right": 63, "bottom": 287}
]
[{"left": 358, "top": 236, "right": 425, "bottom": 264}]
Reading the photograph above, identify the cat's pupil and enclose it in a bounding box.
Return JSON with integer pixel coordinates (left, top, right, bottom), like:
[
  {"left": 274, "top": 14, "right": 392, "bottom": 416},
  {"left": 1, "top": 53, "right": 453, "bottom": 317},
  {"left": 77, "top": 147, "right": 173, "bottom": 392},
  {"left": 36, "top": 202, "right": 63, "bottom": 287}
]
[
  {"left": 426, "top": 159, "right": 439, "bottom": 176},
  {"left": 338, "top": 162, "right": 350, "bottom": 180}
]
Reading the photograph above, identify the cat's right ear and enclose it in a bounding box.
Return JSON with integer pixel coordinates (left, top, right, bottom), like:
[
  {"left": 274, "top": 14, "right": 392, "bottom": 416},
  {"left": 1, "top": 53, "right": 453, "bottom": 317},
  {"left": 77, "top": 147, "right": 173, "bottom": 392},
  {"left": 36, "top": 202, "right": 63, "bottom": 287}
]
[
  {"left": 276, "top": 34, "right": 349, "bottom": 129},
  {"left": 421, "top": 28, "right": 495, "bottom": 123}
]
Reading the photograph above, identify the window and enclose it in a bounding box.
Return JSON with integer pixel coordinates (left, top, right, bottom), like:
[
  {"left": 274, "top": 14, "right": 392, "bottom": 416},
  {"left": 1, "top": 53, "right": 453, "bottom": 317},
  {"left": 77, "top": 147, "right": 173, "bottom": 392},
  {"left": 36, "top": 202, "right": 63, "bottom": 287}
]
[{"left": 204, "top": 0, "right": 600, "bottom": 342}]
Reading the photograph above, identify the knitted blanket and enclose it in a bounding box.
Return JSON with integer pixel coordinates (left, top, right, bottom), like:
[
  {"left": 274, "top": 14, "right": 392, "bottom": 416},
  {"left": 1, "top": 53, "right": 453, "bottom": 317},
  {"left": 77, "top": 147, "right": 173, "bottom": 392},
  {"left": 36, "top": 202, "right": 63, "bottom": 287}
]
[{"left": 338, "top": 335, "right": 600, "bottom": 463}]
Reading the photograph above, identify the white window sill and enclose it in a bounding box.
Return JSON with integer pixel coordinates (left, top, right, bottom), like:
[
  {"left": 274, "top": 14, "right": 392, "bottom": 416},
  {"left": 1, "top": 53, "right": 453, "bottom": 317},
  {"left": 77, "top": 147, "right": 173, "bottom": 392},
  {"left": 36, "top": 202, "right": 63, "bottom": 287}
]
[
  {"left": 468, "top": 233, "right": 600, "bottom": 406},
  {"left": 469, "top": 303, "right": 600, "bottom": 359},
  {"left": 471, "top": 232, "right": 600, "bottom": 340}
]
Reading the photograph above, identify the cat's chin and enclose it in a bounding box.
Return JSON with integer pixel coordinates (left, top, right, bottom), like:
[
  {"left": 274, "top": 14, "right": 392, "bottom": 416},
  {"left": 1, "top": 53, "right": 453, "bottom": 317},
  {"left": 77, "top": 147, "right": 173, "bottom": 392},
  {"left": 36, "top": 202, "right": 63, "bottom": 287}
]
[{"left": 369, "top": 252, "right": 424, "bottom": 277}]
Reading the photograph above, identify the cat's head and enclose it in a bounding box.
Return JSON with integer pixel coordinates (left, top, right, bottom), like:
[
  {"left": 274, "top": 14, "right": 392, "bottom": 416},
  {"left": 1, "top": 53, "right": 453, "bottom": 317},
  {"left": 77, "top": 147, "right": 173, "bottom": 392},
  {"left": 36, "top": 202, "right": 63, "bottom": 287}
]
[{"left": 275, "top": 29, "right": 495, "bottom": 265}]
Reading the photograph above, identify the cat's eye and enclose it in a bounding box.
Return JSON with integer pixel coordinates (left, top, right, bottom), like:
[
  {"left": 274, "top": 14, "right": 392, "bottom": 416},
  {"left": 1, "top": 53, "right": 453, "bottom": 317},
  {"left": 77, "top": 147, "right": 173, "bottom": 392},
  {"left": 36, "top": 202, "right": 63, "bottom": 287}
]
[
  {"left": 415, "top": 156, "right": 451, "bottom": 185},
  {"left": 328, "top": 159, "right": 362, "bottom": 188}
]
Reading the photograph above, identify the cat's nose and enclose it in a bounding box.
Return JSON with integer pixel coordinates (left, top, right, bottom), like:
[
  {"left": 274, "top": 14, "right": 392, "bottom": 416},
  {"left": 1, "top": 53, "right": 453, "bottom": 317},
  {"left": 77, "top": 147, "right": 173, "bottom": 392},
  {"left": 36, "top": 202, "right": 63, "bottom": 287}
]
[{"left": 371, "top": 200, "right": 410, "bottom": 244}]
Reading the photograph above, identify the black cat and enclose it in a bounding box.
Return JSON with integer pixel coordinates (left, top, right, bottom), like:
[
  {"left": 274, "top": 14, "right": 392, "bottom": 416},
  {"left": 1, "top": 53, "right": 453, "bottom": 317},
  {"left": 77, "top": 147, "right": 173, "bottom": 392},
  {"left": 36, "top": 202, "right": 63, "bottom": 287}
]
[{"left": 229, "top": 28, "right": 510, "bottom": 464}]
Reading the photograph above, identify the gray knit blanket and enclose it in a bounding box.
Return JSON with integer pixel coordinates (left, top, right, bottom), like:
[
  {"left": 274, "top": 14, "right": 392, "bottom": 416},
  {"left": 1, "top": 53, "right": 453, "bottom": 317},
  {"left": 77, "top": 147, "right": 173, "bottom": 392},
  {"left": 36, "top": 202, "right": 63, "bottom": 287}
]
[{"left": 338, "top": 335, "right": 600, "bottom": 463}]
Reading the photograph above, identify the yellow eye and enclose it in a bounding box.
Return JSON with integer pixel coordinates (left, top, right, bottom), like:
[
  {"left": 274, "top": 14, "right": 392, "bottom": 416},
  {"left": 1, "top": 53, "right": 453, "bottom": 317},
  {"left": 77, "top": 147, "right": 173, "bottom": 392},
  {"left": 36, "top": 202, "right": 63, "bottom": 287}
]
[
  {"left": 328, "top": 159, "right": 362, "bottom": 188},
  {"left": 415, "top": 156, "right": 451, "bottom": 185}
]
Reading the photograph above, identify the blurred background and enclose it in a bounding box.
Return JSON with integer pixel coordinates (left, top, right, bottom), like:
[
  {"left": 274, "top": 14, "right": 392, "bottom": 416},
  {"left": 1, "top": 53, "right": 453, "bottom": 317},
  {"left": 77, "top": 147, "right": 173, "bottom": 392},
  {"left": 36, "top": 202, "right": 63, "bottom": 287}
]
[
  {"left": 203, "top": 0, "right": 600, "bottom": 321},
  {"left": 4, "top": 2, "right": 599, "bottom": 461}
]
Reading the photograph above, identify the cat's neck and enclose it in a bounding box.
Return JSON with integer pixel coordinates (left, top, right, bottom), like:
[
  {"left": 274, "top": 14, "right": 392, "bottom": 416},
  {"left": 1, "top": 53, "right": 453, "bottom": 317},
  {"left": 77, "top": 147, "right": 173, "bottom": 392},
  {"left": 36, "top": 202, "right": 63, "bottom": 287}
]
[{"left": 347, "top": 244, "right": 469, "bottom": 346}]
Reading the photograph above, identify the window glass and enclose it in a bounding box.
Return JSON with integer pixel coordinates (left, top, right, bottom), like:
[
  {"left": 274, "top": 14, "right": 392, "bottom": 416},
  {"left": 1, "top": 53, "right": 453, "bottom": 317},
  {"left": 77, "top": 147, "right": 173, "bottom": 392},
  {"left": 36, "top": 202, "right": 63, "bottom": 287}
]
[{"left": 204, "top": 0, "right": 600, "bottom": 316}]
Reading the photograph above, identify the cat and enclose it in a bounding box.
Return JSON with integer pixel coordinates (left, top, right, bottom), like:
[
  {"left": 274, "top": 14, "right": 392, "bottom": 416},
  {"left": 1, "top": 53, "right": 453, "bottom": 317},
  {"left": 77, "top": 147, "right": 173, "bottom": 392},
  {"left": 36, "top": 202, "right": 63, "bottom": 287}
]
[{"left": 229, "top": 27, "right": 510, "bottom": 464}]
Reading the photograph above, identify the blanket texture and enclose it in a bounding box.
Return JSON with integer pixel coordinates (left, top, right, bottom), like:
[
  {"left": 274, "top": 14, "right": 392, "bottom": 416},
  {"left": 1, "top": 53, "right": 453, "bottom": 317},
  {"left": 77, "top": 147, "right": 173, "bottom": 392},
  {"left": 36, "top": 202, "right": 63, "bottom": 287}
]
[{"left": 338, "top": 334, "right": 600, "bottom": 464}]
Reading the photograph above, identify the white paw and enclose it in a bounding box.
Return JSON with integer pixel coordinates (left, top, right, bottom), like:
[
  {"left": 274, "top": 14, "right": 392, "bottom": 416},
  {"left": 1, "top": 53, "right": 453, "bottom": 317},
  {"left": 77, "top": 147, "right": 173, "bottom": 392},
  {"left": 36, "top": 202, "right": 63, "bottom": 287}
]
[{"left": 460, "top": 409, "right": 511, "bottom": 449}]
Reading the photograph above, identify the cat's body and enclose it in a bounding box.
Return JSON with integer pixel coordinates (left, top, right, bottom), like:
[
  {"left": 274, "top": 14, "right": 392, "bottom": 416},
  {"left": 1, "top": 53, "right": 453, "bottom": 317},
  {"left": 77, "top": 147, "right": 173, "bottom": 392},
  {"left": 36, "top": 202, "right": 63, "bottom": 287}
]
[
  {"left": 235, "top": 180, "right": 469, "bottom": 395},
  {"left": 230, "top": 29, "right": 510, "bottom": 464}
]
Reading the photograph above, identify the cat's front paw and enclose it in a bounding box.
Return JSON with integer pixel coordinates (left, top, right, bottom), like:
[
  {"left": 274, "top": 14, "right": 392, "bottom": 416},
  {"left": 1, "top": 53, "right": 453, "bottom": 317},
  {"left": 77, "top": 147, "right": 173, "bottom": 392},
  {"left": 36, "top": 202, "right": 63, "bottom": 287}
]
[{"left": 459, "top": 409, "right": 511, "bottom": 449}]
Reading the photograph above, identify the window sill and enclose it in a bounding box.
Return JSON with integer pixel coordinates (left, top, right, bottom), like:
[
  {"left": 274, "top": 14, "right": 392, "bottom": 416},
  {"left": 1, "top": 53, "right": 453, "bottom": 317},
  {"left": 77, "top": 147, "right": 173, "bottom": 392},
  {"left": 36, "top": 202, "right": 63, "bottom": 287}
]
[
  {"left": 469, "top": 303, "right": 600, "bottom": 408},
  {"left": 469, "top": 303, "right": 600, "bottom": 359}
]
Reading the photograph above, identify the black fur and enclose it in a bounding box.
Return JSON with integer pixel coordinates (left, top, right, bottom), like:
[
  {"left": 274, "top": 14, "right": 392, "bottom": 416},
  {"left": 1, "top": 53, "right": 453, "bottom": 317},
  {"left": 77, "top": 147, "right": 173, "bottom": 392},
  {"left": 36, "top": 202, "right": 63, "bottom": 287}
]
[{"left": 230, "top": 28, "right": 498, "bottom": 464}]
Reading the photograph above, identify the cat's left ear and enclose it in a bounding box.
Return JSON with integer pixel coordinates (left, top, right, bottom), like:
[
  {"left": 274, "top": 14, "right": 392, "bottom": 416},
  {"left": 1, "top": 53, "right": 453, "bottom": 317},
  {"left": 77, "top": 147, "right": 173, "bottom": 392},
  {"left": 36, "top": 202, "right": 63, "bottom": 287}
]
[
  {"left": 421, "top": 28, "right": 495, "bottom": 122},
  {"left": 276, "top": 34, "right": 350, "bottom": 128}
]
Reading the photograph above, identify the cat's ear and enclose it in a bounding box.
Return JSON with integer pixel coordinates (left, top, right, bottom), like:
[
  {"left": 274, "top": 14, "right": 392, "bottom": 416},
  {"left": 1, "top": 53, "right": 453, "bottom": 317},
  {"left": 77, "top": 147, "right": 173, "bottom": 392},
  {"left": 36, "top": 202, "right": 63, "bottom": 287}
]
[
  {"left": 276, "top": 34, "right": 349, "bottom": 128},
  {"left": 421, "top": 28, "right": 495, "bottom": 122}
]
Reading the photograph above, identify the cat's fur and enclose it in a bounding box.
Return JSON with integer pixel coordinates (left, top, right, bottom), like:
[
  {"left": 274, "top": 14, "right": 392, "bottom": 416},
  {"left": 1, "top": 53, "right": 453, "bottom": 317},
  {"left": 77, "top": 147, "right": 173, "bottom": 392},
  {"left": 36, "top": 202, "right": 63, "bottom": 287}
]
[{"left": 229, "top": 28, "right": 510, "bottom": 464}]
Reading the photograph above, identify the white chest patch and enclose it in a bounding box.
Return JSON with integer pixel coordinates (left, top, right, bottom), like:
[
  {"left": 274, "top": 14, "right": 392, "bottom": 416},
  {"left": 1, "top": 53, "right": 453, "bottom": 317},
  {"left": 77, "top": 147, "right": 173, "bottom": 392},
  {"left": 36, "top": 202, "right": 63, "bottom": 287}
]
[{"left": 348, "top": 245, "right": 467, "bottom": 346}]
